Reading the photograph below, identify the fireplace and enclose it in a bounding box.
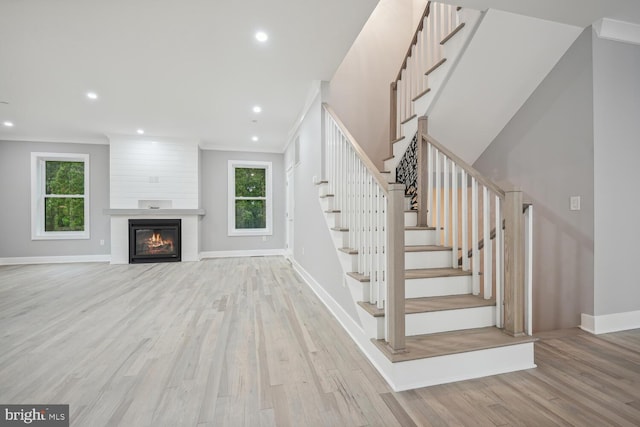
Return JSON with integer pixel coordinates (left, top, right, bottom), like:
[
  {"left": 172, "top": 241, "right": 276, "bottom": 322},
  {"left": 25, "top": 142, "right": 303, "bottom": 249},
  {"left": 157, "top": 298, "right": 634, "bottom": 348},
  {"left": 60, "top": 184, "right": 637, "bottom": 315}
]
[{"left": 129, "top": 219, "right": 181, "bottom": 263}]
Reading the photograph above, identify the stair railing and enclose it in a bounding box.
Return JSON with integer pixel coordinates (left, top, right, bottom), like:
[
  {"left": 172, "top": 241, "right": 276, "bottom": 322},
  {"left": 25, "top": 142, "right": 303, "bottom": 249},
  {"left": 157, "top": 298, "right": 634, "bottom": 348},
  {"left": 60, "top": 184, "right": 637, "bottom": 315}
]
[
  {"left": 390, "top": 1, "right": 461, "bottom": 142},
  {"left": 417, "top": 117, "right": 533, "bottom": 336},
  {"left": 323, "top": 104, "right": 407, "bottom": 351}
]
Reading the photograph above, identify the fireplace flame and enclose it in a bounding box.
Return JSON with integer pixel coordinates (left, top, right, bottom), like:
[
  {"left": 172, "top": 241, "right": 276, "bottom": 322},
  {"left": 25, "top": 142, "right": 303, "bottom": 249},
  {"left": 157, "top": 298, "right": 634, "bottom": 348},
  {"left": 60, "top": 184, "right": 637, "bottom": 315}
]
[{"left": 146, "top": 232, "right": 174, "bottom": 253}]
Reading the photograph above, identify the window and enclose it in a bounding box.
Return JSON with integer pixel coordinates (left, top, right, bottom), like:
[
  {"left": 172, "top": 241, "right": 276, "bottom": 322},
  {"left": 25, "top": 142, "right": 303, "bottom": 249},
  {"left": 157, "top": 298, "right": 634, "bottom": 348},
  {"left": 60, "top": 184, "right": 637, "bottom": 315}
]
[
  {"left": 31, "top": 152, "right": 90, "bottom": 240},
  {"left": 228, "top": 160, "right": 272, "bottom": 236}
]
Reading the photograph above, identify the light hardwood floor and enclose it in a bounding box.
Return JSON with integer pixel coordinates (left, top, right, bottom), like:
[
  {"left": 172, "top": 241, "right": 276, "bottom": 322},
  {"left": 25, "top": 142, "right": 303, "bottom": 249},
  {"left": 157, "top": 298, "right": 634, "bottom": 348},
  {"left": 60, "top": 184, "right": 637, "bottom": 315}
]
[{"left": 1, "top": 257, "right": 639, "bottom": 426}]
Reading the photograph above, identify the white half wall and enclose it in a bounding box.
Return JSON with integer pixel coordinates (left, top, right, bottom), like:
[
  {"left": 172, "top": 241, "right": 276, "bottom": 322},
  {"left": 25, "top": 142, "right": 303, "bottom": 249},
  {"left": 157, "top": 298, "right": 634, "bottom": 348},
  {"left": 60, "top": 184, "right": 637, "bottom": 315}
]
[{"left": 429, "top": 9, "right": 582, "bottom": 164}]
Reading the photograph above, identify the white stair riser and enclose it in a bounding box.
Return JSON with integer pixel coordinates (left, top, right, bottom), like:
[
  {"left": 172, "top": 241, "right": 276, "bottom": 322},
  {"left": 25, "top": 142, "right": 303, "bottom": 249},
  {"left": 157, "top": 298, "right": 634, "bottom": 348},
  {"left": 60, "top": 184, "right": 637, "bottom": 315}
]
[
  {"left": 405, "top": 250, "right": 452, "bottom": 270},
  {"left": 319, "top": 197, "right": 334, "bottom": 211},
  {"left": 317, "top": 183, "right": 330, "bottom": 197},
  {"left": 405, "top": 229, "right": 437, "bottom": 246},
  {"left": 406, "top": 305, "right": 495, "bottom": 336},
  {"left": 329, "top": 229, "right": 348, "bottom": 248},
  {"left": 337, "top": 251, "right": 357, "bottom": 273},
  {"left": 386, "top": 342, "right": 535, "bottom": 391},
  {"left": 357, "top": 305, "right": 385, "bottom": 339},
  {"left": 404, "top": 196, "right": 412, "bottom": 210},
  {"left": 406, "top": 275, "right": 472, "bottom": 299},
  {"left": 404, "top": 211, "right": 418, "bottom": 227},
  {"left": 324, "top": 211, "right": 341, "bottom": 229},
  {"left": 346, "top": 275, "right": 369, "bottom": 305},
  {"left": 384, "top": 157, "right": 397, "bottom": 173},
  {"left": 383, "top": 173, "right": 395, "bottom": 183}
]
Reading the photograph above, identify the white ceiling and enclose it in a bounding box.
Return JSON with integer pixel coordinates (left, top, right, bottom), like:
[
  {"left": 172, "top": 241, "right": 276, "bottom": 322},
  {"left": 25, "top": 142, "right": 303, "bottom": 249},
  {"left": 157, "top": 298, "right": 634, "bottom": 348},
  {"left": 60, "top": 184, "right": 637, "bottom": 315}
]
[
  {"left": 2, "top": 0, "right": 640, "bottom": 153},
  {"left": 0, "top": 0, "right": 379, "bottom": 151}
]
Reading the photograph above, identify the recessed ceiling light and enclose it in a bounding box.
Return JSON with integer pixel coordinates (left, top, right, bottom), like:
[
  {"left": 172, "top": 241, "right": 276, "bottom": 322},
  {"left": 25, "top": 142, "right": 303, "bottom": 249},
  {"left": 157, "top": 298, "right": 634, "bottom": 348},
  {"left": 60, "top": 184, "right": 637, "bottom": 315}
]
[
  {"left": 252, "top": 136, "right": 259, "bottom": 142},
  {"left": 253, "top": 105, "right": 262, "bottom": 113},
  {"left": 86, "top": 92, "right": 98, "bottom": 100},
  {"left": 255, "top": 31, "right": 268, "bottom": 42},
  {"left": 137, "top": 129, "right": 145, "bottom": 135},
  {"left": 3, "top": 121, "right": 14, "bottom": 127}
]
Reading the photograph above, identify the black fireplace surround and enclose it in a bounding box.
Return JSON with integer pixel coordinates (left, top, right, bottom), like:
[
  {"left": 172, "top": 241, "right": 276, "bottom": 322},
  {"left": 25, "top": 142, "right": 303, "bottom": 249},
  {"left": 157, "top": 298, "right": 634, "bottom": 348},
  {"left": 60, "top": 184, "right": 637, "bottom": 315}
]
[{"left": 129, "top": 219, "right": 181, "bottom": 264}]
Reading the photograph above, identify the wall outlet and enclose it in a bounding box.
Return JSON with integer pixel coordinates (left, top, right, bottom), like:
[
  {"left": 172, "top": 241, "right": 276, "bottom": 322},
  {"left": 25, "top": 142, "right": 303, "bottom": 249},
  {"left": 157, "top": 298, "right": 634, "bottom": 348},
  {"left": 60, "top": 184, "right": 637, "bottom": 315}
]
[
  {"left": 570, "top": 196, "right": 581, "bottom": 211},
  {"left": 262, "top": 235, "right": 267, "bottom": 242},
  {"left": 302, "top": 247, "right": 305, "bottom": 255},
  {"left": 100, "top": 239, "right": 105, "bottom": 246}
]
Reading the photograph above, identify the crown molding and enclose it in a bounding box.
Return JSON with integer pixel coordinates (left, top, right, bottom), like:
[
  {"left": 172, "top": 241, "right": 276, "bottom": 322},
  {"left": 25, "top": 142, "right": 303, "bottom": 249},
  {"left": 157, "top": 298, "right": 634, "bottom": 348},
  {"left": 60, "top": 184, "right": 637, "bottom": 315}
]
[{"left": 594, "top": 18, "right": 640, "bottom": 46}]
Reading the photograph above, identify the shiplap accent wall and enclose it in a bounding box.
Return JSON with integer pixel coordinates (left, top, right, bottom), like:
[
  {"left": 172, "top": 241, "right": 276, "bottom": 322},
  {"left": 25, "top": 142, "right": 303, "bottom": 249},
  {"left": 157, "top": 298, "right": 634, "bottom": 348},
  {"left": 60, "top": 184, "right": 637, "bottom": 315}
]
[{"left": 109, "top": 137, "right": 199, "bottom": 208}]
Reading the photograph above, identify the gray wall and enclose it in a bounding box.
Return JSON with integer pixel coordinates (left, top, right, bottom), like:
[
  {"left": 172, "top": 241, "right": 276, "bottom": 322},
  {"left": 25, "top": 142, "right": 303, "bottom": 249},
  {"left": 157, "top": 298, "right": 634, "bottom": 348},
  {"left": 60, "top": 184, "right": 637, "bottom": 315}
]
[
  {"left": 288, "top": 94, "right": 360, "bottom": 321},
  {"left": 327, "top": 0, "right": 425, "bottom": 169},
  {"left": 0, "top": 140, "right": 111, "bottom": 258},
  {"left": 474, "top": 28, "right": 594, "bottom": 331},
  {"left": 200, "top": 150, "right": 285, "bottom": 252},
  {"left": 592, "top": 33, "right": 640, "bottom": 316}
]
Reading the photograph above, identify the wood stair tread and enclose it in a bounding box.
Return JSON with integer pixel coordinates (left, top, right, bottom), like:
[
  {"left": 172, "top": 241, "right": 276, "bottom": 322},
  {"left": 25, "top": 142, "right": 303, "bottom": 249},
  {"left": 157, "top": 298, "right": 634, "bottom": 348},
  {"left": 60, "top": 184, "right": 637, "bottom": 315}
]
[
  {"left": 338, "top": 247, "right": 358, "bottom": 255},
  {"left": 425, "top": 58, "right": 447, "bottom": 76},
  {"left": 319, "top": 194, "right": 334, "bottom": 198},
  {"left": 400, "top": 114, "right": 417, "bottom": 125},
  {"left": 373, "top": 327, "right": 537, "bottom": 363},
  {"left": 405, "top": 267, "right": 472, "bottom": 279},
  {"left": 405, "top": 245, "right": 451, "bottom": 252},
  {"left": 405, "top": 226, "right": 436, "bottom": 231},
  {"left": 348, "top": 267, "right": 471, "bottom": 283},
  {"left": 383, "top": 155, "right": 395, "bottom": 161},
  {"left": 358, "top": 294, "right": 494, "bottom": 317},
  {"left": 412, "top": 87, "right": 432, "bottom": 102},
  {"left": 390, "top": 136, "right": 405, "bottom": 144},
  {"left": 440, "top": 22, "right": 465, "bottom": 45},
  {"left": 314, "top": 180, "right": 328, "bottom": 185}
]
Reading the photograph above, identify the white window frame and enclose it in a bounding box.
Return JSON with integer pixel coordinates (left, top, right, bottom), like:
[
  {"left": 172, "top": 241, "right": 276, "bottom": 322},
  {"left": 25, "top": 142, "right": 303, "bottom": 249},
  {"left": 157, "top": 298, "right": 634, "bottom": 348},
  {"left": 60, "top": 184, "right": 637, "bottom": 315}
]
[
  {"left": 31, "top": 152, "right": 90, "bottom": 240},
  {"left": 228, "top": 160, "right": 272, "bottom": 236}
]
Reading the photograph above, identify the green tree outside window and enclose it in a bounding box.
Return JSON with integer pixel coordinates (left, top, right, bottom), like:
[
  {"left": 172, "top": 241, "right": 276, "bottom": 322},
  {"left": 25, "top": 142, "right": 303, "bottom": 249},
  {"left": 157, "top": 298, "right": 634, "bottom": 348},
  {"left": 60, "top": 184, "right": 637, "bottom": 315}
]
[{"left": 44, "top": 161, "right": 85, "bottom": 232}]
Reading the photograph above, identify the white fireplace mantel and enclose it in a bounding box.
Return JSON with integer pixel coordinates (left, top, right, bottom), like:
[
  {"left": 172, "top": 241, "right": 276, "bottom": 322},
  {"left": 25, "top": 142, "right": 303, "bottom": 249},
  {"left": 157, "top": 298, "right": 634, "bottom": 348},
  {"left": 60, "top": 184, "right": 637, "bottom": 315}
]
[
  {"left": 104, "top": 209, "right": 205, "bottom": 216},
  {"left": 107, "top": 210, "right": 205, "bottom": 264}
]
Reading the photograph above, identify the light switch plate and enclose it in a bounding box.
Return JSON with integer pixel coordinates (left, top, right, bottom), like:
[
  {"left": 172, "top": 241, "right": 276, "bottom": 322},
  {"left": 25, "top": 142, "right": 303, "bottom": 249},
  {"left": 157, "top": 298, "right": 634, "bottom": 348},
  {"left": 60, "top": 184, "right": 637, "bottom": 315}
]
[{"left": 570, "top": 196, "right": 581, "bottom": 211}]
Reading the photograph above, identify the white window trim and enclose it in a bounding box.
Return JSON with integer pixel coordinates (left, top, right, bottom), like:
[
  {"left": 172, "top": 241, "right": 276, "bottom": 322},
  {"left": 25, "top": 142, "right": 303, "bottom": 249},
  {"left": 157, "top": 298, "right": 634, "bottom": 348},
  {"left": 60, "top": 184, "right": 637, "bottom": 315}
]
[
  {"left": 31, "top": 152, "right": 90, "bottom": 240},
  {"left": 228, "top": 160, "right": 272, "bottom": 236}
]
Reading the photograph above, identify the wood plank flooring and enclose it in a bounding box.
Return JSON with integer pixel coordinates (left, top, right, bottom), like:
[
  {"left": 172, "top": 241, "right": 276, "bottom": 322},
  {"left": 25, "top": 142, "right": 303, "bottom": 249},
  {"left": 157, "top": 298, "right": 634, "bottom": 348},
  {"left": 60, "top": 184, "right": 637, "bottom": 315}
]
[{"left": 1, "top": 257, "right": 639, "bottom": 426}]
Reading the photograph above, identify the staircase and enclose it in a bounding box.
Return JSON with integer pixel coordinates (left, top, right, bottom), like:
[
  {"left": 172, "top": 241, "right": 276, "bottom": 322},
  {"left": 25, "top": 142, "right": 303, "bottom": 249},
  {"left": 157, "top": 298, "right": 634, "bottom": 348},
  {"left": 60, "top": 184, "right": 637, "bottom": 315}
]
[
  {"left": 310, "top": 1, "right": 554, "bottom": 390},
  {"left": 317, "top": 103, "right": 536, "bottom": 390}
]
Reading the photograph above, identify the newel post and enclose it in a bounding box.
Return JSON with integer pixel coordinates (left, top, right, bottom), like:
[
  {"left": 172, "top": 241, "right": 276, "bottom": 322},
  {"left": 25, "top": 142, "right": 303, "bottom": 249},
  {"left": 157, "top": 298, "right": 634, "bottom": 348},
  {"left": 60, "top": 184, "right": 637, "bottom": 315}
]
[
  {"left": 416, "top": 116, "right": 429, "bottom": 227},
  {"left": 504, "top": 189, "right": 525, "bottom": 336},
  {"left": 387, "top": 183, "right": 406, "bottom": 352}
]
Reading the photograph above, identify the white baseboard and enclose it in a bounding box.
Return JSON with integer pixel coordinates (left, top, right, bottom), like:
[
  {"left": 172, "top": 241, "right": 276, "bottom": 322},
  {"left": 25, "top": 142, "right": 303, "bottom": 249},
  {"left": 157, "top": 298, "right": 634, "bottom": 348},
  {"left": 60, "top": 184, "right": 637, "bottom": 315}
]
[
  {"left": 580, "top": 310, "right": 640, "bottom": 334},
  {"left": 0, "top": 254, "right": 111, "bottom": 265},
  {"left": 290, "top": 257, "right": 536, "bottom": 391},
  {"left": 199, "top": 249, "right": 286, "bottom": 259}
]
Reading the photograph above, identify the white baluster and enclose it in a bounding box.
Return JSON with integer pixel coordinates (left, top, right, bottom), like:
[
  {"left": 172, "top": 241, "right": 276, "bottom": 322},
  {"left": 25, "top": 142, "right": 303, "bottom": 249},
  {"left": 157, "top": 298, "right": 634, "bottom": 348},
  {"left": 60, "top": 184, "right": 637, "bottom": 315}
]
[
  {"left": 443, "top": 157, "right": 450, "bottom": 246},
  {"left": 495, "top": 195, "right": 503, "bottom": 327},
  {"left": 461, "top": 170, "right": 469, "bottom": 271},
  {"left": 434, "top": 149, "right": 441, "bottom": 244},
  {"left": 471, "top": 177, "right": 479, "bottom": 295},
  {"left": 451, "top": 163, "right": 458, "bottom": 268},
  {"left": 525, "top": 205, "right": 533, "bottom": 335},
  {"left": 483, "top": 186, "right": 492, "bottom": 300},
  {"left": 427, "top": 143, "right": 433, "bottom": 226}
]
